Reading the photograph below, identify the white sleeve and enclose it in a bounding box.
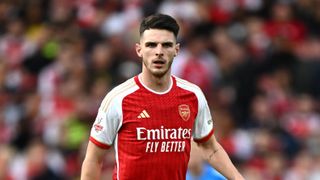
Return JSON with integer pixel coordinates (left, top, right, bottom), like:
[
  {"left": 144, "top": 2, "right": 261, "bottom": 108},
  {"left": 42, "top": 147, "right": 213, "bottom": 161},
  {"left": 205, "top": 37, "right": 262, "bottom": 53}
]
[
  {"left": 192, "top": 90, "right": 214, "bottom": 143},
  {"left": 90, "top": 98, "right": 122, "bottom": 148}
]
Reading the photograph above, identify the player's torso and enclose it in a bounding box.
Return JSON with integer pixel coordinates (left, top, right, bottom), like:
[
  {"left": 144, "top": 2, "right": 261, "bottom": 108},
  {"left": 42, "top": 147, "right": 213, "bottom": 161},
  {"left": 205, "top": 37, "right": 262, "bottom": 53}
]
[{"left": 115, "top": 77, "right": 198, "bottom": 180}]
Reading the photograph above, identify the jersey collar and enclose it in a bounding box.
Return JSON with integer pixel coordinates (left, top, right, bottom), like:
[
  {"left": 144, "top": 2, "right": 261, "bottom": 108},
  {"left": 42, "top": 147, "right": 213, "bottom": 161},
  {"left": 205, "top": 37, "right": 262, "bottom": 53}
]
[{"left": 135, "top": 74, "right": 176, "bottom": 95}]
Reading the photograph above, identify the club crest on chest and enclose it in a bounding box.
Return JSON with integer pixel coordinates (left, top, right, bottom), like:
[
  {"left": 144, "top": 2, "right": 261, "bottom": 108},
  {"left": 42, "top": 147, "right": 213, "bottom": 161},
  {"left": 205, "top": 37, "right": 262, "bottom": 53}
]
[{"left": 178, "top": 104, "right": 190, "bottom": 121}]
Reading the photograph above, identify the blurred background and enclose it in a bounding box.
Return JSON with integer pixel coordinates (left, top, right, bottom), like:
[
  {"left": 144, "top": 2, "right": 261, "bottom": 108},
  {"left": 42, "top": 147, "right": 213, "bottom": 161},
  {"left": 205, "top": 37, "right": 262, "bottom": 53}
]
[{"left": 0, "top": 0, "right": 320, "bottom": 179}]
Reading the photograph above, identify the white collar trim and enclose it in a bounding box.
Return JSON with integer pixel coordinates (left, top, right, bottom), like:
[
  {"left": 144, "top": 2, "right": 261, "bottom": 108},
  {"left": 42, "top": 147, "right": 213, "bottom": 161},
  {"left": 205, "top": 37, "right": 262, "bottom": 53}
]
[{"left": 138, "top": 75, "right": 173, "bottom": 95}]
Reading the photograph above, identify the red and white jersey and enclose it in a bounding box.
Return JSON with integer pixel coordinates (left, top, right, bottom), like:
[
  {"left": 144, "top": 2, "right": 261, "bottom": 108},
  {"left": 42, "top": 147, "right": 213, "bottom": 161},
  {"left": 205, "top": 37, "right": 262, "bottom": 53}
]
[{"left": 90, "top": 75, "right": 214, "bottom": 180}]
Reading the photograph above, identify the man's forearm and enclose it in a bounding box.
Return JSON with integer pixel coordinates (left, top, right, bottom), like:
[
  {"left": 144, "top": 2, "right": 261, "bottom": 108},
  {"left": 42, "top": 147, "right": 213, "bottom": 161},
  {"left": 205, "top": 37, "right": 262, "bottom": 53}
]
[{"left": 205, "top": 143, "right": 244, "bottom": 180}]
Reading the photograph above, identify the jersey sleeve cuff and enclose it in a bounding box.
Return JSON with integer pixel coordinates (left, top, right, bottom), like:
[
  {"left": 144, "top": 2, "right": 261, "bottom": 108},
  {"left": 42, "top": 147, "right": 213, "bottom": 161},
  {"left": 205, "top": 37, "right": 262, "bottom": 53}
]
[
  {"left": 193, "top": 128, "right": 214, "bottom": 143},
  {"left": 90, "top": 136, "right": 111, "bottom": 149}
]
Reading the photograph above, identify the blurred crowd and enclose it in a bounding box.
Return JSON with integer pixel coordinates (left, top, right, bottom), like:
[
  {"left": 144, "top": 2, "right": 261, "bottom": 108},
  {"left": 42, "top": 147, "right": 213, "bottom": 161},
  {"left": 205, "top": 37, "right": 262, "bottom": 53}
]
[{"left": 0, "top": 0, "right": 320, "bottom": 179}]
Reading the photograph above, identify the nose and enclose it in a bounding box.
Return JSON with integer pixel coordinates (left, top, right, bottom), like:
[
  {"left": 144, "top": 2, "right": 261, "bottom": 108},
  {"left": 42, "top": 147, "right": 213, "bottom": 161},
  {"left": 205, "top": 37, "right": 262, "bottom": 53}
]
[{"left": 155, "top": 44, "right": 164, "bottom": 57}]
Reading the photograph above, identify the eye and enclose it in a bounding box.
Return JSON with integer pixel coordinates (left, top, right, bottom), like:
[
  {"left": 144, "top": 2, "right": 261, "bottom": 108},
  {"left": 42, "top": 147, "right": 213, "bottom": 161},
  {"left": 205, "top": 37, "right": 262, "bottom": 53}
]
[
  {"left": 162, "top": 42, "right": 173, "bottom": 48},
  {"left": 145, "top": 42, "right": 157, "bottom": 48}
]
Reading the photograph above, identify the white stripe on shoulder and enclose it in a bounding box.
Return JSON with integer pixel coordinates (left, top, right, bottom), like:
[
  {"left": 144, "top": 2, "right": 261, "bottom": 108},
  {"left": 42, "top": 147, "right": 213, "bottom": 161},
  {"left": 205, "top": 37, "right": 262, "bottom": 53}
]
[
  {"left": 175, "top": 76, "right": 201, "bottom": 92},
  {"left": 100, "top": 78, "right": 138, "bottom": 112}
]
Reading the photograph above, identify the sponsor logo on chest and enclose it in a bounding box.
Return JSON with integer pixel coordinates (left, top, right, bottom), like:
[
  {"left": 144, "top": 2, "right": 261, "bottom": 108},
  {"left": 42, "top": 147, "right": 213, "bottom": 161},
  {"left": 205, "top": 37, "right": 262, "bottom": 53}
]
[
  {"left": 136, "top": 126, "right": 191, "bottom": 153},
  {"left": 134, "top": 104, "right": 193, "bottom": 153}
]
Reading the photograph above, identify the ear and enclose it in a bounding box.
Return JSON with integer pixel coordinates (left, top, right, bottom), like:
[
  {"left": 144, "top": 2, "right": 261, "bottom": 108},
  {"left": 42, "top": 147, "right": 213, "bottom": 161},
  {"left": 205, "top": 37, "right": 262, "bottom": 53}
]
[
  {"left": 174, "top": 43, "right": 180, "bottom": 57},
  {"left": 135, "top": 43, "right": 142, "bottom": 58}
]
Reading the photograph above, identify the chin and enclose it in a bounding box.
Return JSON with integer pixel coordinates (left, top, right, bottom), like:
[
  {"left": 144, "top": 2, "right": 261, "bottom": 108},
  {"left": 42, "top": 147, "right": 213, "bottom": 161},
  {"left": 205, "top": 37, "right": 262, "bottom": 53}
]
[
  {"left": 151, "top": 70, "right": 168, "bottom": 78},
  {"left": 152, "top": 72, "right": 165, "bottom": 78}
]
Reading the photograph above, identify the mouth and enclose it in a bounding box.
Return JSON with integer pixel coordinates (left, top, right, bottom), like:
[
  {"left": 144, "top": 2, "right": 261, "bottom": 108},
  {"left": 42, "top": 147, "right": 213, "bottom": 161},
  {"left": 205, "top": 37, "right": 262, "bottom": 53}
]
[
  {"left": 153, "top": 59, "right": 166, "bottom": 65},
  {"left": 152, "top": 59, "right": 166, "bottom": 68}
]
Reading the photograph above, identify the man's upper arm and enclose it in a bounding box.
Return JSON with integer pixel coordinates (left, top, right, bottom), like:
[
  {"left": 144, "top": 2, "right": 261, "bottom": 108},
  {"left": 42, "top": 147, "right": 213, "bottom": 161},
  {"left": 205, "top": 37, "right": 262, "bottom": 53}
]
[
  {"left": 81, "top": 141, "right": 108, "bottom": 179},
  {"left": 84, "top": 141, "right": 109, "bottom": 163},
  {"left": 196, "top": 134, "right": 218, "bottom": 151},
  {"left": 90, "top": 97, "right": 122, "bottom": 148},
  {"left": 192, "top": 88, "right": 214, "bottom": 142},
  {"left": 195, "top": 134, "right": 222, "bottom": 163}
]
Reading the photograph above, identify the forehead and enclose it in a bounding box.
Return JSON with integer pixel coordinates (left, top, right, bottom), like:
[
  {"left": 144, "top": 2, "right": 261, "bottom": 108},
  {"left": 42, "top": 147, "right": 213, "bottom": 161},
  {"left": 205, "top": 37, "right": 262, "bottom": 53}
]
[{"left": 140, "top": 29, "right": 176, "bottom": 43}]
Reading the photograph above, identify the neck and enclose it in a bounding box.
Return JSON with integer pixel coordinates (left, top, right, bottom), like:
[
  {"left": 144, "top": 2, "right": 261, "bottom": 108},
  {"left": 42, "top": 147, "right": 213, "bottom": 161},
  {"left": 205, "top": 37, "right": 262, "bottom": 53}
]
[{"left": 139, "top": 72, "right": 172, "bottom": 93}]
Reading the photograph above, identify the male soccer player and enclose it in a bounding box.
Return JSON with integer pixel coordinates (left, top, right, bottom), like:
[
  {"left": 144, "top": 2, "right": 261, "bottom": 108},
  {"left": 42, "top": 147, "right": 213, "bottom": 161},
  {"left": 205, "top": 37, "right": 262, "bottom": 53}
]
[{"left": 81, "top": 14, "right": 244, "bottom": 180}]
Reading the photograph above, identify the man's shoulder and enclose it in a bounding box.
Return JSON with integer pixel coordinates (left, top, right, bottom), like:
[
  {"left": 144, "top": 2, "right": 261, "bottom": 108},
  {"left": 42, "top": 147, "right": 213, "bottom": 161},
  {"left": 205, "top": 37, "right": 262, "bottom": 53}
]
[
  {"left": 174, "top": 76, "right": 208, "bottom": 103},
  {"left": 111, "top": 77, "right": 137, "bottom": 92},
  {"left": 102, "top": 77, "right": 139, "bottom": 102},
  {"left": 174, "top": 76, "right": 202, "bottom": 92}
]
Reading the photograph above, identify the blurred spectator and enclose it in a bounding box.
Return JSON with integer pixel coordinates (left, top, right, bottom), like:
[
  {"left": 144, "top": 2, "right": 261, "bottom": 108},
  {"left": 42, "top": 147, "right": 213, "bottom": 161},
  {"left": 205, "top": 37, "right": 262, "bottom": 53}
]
[
  {"left": 10, "top": 139, "right": 65, "bottom": 180},
  {"left": 214, "top": 110, "right": 253, "bottom": 162},
  {"left": 263, "top": 0, "right": 306, "bottom": 49},
  {"left": 244, "top": 16, "right": 270, "bottom": 60},
  {"left": 172, "top": 24, "right": 219, "bottom": 95},
  {"left": 0, "top": 145, "right": 14, "bottom": 180},
  {"left": 281, "top": 94, "right": 320, "bottom": 141},
  {"left": 294, "top": 0, "right": 320, "bottom": 35},
  {"left": 0, "top": 17, "right": 36, "bottom": 69},
  {"left": 284, "top": 150, "right": 315, "bottom": 180},
  {"left": 158, "top": 0, "right": 201, "bottom": 23},
  {"left": 87, "top": 42, "right": 115, "bottom": 86}
]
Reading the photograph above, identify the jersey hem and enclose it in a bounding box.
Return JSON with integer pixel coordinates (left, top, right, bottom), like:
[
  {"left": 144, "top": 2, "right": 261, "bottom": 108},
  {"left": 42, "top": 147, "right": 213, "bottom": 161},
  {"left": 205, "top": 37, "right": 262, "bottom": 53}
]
[
  {"left": 193, "top": 128, "right": 214, "bottom": 143},
  {"left": 90, "top": 136, "right": 111, "bottom": 149}
]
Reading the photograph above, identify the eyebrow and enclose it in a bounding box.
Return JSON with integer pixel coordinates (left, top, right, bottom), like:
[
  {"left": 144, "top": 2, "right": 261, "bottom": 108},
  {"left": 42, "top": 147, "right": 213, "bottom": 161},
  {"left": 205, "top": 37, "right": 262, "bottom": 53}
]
[{"left": 144, "top": 41, "right": 174, "bottom": 46}]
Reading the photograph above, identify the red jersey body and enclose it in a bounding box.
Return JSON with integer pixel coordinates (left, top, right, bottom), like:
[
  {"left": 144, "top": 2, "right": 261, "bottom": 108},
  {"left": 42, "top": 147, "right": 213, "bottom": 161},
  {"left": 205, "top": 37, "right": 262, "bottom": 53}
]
[{"left": 90, "top": 75, "right": 214, "bottom": 180}]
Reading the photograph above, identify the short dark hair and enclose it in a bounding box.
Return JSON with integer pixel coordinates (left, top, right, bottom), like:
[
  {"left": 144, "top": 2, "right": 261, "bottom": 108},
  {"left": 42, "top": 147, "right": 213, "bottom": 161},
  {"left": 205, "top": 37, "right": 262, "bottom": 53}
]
[{"left": 139, "top": 14, "right": 180, "bottom": 39}]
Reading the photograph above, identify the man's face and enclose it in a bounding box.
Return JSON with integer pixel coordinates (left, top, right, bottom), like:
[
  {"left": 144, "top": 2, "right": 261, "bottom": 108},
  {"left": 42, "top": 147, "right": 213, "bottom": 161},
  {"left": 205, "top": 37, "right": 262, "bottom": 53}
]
[{"left": 136, "top": 29, "right": 179, "bottom": 78}]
